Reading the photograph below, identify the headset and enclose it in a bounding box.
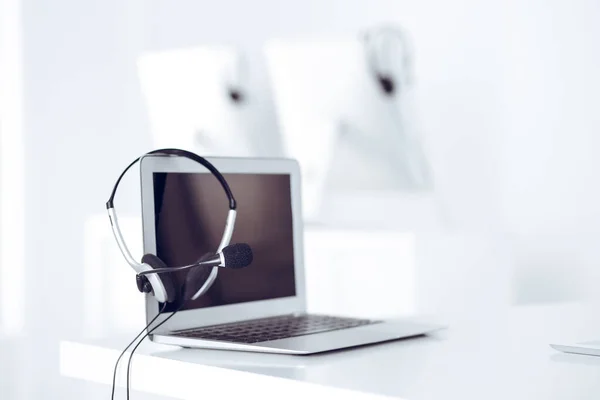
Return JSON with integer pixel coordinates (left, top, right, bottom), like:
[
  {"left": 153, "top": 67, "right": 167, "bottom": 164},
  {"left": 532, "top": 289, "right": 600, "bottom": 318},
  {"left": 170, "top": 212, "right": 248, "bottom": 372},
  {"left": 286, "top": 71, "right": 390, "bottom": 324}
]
[
  {"left": 107, "top": 148, "right": 253, "bottom": 399},
  {"left": 106, "top": 148, "right": 237, "bottom": 304},
  {"left": 224, "top": 50, "right": 248, "bottom": 105},
  {"left": 361, "top": 25, "right": 433, "bottom": 190},
  {"left": 364, "top": 25, "right": 413, "bottom": 98}
]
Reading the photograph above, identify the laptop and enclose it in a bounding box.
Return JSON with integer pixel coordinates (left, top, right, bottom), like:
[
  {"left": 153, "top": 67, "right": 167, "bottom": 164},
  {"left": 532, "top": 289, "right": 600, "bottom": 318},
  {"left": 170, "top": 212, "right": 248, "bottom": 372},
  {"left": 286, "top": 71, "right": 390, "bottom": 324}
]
[{"left": 140, "top": 155, "right": 442, "bottom": 354}]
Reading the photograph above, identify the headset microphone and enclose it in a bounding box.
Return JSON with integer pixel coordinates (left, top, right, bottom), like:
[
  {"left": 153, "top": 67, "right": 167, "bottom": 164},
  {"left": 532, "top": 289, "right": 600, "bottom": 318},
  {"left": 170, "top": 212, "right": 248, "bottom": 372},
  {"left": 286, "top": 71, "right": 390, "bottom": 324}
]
[{"left": 219, "top": 243, "right": 253, "bottom": 268}]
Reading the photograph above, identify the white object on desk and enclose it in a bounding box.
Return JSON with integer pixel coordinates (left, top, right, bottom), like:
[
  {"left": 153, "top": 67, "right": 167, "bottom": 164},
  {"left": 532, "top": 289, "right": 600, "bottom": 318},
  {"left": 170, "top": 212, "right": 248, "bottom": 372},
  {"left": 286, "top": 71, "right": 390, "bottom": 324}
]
[
  {"left": 265, "top": 37, "right": 439, "bottom": 226},
  {"left": 265, "top": 37, "right": 431, "bottom": 192},
  {"left": 138, "top": 47, "right": 262, "bottom": 156},
  {"left": 61, "top": 303, "right": 600, "bottom": 400},
  {"left": 551, "top": 341, "right": 600, "bottom": 357}
]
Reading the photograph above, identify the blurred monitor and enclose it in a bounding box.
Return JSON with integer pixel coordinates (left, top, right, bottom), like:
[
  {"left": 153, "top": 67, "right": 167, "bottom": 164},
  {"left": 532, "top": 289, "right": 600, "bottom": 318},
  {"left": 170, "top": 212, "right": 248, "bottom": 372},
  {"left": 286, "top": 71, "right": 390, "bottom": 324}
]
[
  {"left": 138, "top": 46, "right": 281, "bottom": 157},
  {"left": 265, "top": 37, "right": 436, "bottom": 224}
]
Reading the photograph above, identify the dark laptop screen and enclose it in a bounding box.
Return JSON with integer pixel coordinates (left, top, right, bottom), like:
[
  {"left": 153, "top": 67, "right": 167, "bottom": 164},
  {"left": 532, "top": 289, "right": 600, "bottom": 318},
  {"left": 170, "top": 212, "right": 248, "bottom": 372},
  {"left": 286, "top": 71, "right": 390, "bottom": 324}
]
[{"left": 153, "top": 172, "right": 297, "bottom": 312}]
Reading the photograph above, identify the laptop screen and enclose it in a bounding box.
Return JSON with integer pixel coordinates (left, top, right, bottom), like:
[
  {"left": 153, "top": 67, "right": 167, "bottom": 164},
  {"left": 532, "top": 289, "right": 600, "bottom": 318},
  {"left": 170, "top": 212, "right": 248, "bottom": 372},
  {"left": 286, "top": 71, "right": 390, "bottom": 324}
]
[{"left": 153, "top": 172, "right": 297, "bottom": 313}]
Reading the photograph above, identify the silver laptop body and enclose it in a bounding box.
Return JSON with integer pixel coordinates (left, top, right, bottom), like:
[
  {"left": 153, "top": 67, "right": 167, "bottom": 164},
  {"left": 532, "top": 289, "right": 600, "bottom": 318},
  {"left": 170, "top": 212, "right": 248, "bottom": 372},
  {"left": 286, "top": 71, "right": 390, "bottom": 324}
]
[{"left": 140, "top": 155, "right": 441, "bottom": 355}]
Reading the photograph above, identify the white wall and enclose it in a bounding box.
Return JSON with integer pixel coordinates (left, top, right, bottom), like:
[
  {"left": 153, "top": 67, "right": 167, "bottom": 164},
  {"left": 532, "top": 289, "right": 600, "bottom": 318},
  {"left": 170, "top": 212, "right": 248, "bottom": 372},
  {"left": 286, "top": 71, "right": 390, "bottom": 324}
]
[
  {"left": 500, "top": 0, "right": 600, "bottom": 303},
  {"left": 0, "top": 0, "right": 25, "bottom": 334},
  {"left": 501, "top": 0, "right": 600, "bottom": 235},
  {"left": 20, "top": 0, "right": 150, "bottom": 397}
]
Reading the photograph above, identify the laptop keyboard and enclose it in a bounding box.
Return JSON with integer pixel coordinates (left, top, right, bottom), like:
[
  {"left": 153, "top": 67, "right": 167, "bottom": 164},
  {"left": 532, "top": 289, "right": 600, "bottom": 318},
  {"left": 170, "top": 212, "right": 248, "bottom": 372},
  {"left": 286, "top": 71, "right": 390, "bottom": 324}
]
[{"left": 173, "top": 314, "right": 380, "bottom": 344}]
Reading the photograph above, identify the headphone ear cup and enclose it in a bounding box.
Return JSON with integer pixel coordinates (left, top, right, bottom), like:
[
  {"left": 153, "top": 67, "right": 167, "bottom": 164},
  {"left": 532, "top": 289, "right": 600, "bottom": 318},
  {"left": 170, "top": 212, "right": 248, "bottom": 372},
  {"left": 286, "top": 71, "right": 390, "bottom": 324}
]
[
  {"left": 183, "top": 252, "right": 216, "bottom": 302},
  {"left": 141, "top": 254, "right": 177, "bottom": 303},
  {"left": 377, "top": 73, "right": 396, "bottom": 96},
  {"left": 227, "top": 87, "right": 245, "bottom": 104}
]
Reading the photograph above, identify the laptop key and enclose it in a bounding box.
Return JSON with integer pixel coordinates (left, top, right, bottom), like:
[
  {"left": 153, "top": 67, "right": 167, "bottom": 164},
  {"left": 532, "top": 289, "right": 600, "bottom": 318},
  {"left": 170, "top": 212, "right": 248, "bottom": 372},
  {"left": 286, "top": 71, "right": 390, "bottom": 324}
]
[{"left": 173, "top": 314, "right": 381, "bottom": 344}]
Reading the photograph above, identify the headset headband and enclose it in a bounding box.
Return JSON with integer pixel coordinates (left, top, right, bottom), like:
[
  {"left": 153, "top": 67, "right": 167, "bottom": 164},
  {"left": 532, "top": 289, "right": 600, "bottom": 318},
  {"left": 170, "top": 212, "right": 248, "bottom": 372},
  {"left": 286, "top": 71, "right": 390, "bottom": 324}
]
[{"left": 107, "top": 148, "right": 236, "bottom": 210}]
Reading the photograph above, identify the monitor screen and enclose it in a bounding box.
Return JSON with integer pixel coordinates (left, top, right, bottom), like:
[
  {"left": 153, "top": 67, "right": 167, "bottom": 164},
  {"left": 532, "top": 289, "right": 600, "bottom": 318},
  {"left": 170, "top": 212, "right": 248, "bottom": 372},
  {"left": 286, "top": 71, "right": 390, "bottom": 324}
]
[{"left": 153, "top": 172, "right": 297, "bottom": 313}]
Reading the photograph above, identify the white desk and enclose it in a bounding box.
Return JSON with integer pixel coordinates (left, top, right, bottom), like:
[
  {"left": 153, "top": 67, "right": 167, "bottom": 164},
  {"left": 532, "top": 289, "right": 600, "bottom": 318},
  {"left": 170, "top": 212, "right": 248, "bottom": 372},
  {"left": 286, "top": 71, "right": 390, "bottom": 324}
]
[{"left": 60, "top": 303, "right": 600, "bottom": 400}]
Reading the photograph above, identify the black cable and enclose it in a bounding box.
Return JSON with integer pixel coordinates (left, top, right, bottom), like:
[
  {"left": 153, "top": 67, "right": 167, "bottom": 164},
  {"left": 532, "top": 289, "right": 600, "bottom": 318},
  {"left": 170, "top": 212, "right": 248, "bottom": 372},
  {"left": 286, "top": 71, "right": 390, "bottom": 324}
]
[
  {"left": 125, "top": 302, "right": 186, "bottom": 400},
  {"left": 111, "top": 303, "right": 168, "bottom": 400}
]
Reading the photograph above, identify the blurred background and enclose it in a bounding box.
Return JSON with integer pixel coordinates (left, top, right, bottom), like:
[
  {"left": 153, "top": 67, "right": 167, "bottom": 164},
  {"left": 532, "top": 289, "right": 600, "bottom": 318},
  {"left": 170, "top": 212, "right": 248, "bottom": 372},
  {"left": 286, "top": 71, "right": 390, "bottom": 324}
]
[{"left": 1, "top": 0, "right": 600, "bottom": 398}]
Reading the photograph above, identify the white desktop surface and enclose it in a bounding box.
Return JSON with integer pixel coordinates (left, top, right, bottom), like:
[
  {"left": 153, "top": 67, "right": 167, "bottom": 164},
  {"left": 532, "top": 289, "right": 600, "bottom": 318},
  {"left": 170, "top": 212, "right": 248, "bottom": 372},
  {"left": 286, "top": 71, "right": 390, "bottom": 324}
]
[{"left": 60, "top": 302, "right": 600, "bottom": 400}]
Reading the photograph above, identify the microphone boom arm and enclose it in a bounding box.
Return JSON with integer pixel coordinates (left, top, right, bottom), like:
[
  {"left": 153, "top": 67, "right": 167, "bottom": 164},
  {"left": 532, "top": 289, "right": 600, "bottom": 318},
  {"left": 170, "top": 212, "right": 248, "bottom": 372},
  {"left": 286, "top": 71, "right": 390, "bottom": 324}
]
[{"left": 136, "top": 258, "right": 220, "bottom": 276}]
